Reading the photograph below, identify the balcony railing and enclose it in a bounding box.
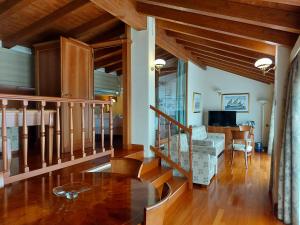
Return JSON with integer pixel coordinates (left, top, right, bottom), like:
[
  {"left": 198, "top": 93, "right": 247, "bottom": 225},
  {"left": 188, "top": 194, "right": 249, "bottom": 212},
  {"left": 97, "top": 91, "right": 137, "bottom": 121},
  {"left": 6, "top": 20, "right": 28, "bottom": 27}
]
[{"left": 0, "top": 94, "right": 114, "bottom": 187}]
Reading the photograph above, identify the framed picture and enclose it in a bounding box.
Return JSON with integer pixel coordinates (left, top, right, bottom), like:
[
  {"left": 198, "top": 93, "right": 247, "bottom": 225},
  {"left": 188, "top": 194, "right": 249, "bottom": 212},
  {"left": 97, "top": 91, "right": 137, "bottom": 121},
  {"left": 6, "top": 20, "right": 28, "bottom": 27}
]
[
  {"left": 222, "top": 93, "right": 249, "bottom": 112},
  {"left": 192, "top": 92, "right": 202, "bottom": 113}
]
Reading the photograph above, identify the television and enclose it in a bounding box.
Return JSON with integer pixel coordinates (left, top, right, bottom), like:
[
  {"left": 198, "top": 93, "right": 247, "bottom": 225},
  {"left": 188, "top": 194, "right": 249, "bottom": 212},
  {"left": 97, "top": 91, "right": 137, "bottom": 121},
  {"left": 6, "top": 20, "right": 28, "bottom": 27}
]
[{"left": 208, "top": 111, "right": 237, "bottom": 126}]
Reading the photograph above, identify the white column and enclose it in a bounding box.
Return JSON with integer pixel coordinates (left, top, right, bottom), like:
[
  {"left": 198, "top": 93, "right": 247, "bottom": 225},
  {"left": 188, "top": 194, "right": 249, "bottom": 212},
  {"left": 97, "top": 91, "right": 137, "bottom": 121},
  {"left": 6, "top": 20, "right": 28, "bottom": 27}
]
[
  {"left": 272, "top": 45, "right": 291, "bottom": 203},
  {"left": 130, "top": 17, "right": 156, "bottom": 157}
]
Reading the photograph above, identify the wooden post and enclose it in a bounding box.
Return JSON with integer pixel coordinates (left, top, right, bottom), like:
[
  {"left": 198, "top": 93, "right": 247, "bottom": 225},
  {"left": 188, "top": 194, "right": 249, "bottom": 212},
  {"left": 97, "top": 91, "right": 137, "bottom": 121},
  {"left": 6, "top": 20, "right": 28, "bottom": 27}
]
[
  {"left": 56, "top": 102, "right": 61, "bottom": 164},
  {"left": 22, "top": 100, "right": 29, "bottom": 172},
  {"left": 48, "top": 113, "right": 54, "bottom": 165},
  {"left": 1, "top": 99, "right": 8, "bottom": 174},
  {"left": 178, "top": 128, "right": 181, "bottom": 166},
  {"left": 40, "top": 101, "right": 46, "bottom": 168},
  {"left": 157, "top": 115, "right": 161, "bottom": 148},
  {"left": 168, "top": 121, "right": 171, "bottom": 159},
  {"left": 109, "top": 102, "right": 114, "bottom": 154},
  {"left": 81, "top": 103, "right": 86, "bottom": 157},
  {"left": 188, "top": 125, "right": 193, "bottom": 190},
  {"left": 92, "top": 103, "right": 96, "bottom": 155},
  {"left": 100, "top": 104, "right": 105, "bottom": 152},
  {"left": 69, "top": 102, "right": 74, "bottom": 160}
]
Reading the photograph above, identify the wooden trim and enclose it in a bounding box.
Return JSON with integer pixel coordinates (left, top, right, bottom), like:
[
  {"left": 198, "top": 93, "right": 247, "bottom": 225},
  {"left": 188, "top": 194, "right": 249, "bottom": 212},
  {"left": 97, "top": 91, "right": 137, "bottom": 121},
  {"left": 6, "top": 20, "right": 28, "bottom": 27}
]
[{"left": 3, "top": 150, "right": 112, "bottom": 186}]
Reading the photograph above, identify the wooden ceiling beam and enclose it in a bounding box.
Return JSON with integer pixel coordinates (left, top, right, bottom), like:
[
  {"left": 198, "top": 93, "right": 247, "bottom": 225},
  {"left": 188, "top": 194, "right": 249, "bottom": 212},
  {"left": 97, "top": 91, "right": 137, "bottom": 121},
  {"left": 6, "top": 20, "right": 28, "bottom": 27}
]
[
  {"left": 198, "top": 57, "right": 274, "bottom": 81},
  {"left": 105, "top": 62, "right": 122, "bottom": 73},
  {"left": 157, "top": 20, "right": 276, "bottom": 56},
  {"left": 172, "top": 33, "right": 275, "bottom": 60},
  {"left": 90, "top": 0, "right": 147, "bottom": 30},
  {"left": 203, "top": 61, "right": 273, "bottom": 84},
  {"left": 182, "top": 42, "right": 255, "bottom": 64},
  {"left": 88, "top": 23, "right": 125, "bottom": 44},
  {"left": 95, "top": 49, "right": 122, "bottom": 62},
  {"left": 2, "top": 0, "right": 89, "bottom": 48},
  {"left": 68, "top": 13, "right": 118, "bottom": 39},
  {"left": 137, "top": 2, "right": 298, "bottom": 46},
  {"left": 94, "top": 46, "right": 121, "bottom": 59},
  {"left": 194, "top": 53, "right": 274, "bottom": 77},
  {"left": 94, "top": 55, "right": 122, "bottom": 68},
  {"left": 138, "top": 0, "right": 300, "bottom": 33},
  {"left": 0, "top": 0, "right": 36, "bottom": 21},
  {"left": 91, "top": 38, "right": 128, "bottom": 49},
  {"left": 156, "top": 27, "right": 206, "bottom": 69}
]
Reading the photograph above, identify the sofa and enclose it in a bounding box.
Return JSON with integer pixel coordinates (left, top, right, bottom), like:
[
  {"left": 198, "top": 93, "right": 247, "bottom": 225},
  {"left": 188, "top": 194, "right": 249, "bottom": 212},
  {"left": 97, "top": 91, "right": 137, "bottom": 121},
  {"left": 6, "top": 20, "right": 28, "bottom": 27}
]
[{"left": 161, "top": 125, "right": 225, "bottom": 185}]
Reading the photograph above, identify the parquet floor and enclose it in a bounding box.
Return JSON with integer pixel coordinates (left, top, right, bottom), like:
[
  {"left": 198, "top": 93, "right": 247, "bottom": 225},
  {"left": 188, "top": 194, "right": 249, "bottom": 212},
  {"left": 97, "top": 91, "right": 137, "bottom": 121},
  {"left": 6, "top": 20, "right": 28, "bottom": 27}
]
[{"left": 164, "top": 150, "right": 283, "bottom": 225}]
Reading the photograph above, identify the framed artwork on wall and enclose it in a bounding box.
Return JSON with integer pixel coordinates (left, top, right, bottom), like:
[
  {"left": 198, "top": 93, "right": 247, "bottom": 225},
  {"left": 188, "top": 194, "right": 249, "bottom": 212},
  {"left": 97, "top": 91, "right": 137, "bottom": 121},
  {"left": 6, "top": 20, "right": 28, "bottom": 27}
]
[
  {"left": 222, "top": 93, "right": 249, "bottom": 112},
  {"left": 192, "top": 92, "right": 202, "bottom": 113}
]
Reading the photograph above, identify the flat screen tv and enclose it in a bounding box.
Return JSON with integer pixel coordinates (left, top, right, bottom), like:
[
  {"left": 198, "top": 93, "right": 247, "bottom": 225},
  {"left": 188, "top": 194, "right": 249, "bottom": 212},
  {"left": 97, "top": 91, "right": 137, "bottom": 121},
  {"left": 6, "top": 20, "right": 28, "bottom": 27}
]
[{"left": 208, "top": 111, "right": 237, "bottom": 126}]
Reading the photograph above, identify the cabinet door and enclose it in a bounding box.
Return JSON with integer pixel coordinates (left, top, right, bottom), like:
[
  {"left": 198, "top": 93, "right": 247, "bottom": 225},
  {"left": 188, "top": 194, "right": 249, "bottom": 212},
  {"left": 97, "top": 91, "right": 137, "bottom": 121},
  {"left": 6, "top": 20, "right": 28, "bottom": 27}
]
[{"left": 60, "top": 37, "right": 94, "bottom": 152}]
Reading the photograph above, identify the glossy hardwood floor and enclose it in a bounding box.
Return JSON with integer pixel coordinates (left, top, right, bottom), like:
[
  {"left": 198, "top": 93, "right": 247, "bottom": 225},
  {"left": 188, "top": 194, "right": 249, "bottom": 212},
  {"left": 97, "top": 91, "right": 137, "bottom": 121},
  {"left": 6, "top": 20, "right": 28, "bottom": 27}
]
[{"left": 164, "top": 150, "right": 283, "bottom": 225}]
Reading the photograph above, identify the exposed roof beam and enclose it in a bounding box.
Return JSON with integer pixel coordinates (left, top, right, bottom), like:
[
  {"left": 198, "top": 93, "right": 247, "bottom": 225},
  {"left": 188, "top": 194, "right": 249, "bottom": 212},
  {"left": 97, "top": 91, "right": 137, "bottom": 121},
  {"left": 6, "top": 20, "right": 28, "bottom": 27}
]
[
  {"left": 94, "top": 55, "right": 122, "bottom": 68},
  {"left": 95, "top": 49, "right": 122, "bottom": 62},
  {"left": 193, "top": 52, "right": 274, "bottom": 76},
  {"left": 90, "top": 0, "right": 147, "bottom": 30},
  {"left": 156, "top": 27, "right": 206, "bottom": 69},
  {"left": 88, "top": 23, "right": 125, "bottom": 44},
  {"left": 137, "top": 2, "right": 298, "bottom": 46},
  {"left": 182, "top": 43, "right": 256, "bottom": 64},
  {"left": 157, "top": 20, "right": 276, "bottom": 56},
  {"left": 0, "top": 0, "right": 36, "bottom": 21},
  {"left": 172, "top": 33, "right": 274, "bottom": 60},
  {"left": 248, "top": 0, "right": 300, "bottom": 6},
  {"left": 138, "top": 0, "right": 300, "bottom": 33},
  {"left": 91, "top": 38, "right": 128, "bottom": 49},
  {"left": 199, "top": 57, "right": 274, "bottom": 81},
  {"left": 2, "top": 0, "right": 89, "bottom": 48},
  {"left": 68, "top": 13, "right": 118, "bottom": 39},
  {"left": 203, "top": 60, "right": 273, "bottom": 83},
  {"left": 105, "top": 62, "right": 122, "bottom": 73},
  {"left": 94, "top": 46, "right": 121, "bottom": 59}
]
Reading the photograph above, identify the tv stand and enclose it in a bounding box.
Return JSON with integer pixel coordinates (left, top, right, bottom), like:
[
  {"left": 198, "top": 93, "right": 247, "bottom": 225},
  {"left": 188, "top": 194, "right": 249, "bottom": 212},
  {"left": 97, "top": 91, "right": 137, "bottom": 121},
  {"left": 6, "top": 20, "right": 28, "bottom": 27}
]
[{"left": 208, "top": 125, "right": 254, "bottom": 150}]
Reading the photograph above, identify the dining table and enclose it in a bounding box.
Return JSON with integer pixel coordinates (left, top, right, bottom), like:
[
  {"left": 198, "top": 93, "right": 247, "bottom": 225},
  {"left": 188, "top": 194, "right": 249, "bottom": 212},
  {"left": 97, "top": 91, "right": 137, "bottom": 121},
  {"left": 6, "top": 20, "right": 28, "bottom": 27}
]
[{"left": 0, "top": 172, "right": 160, "bottom": 225}]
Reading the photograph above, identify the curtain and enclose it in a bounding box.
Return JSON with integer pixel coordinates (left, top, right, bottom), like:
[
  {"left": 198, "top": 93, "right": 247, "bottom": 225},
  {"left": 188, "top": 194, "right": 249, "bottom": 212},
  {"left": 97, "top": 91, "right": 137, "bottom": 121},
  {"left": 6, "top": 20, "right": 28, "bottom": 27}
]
[
  {"left": 277, "top": 53, "right": 300, "bottom": 225},
  {"left": 268, "top": 97, "right": 276, "bottom": 155},
  {"left": 175, "top": 60, "right": 187, "bottom": 125}
]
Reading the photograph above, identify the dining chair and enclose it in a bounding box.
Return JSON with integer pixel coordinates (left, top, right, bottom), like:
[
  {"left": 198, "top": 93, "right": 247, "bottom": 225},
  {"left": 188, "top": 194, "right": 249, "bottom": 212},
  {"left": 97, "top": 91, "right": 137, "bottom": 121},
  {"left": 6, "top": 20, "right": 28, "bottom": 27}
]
[
  {"left": 143, "top": 182, "right": 172, "bottom": 225},
  {"left": 239, "top": 125, "right": 254, "bottom": 148},
  {"left": 231, "top": 130, "right": 253, "bottom": 169},
  {"left": 110, "top": 157, "right": 143, "bottom": 178}
]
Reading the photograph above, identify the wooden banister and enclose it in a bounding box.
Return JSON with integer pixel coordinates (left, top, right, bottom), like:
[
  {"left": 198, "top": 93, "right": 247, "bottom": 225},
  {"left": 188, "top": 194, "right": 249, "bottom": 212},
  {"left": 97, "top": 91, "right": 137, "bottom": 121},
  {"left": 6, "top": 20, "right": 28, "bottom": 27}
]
[
  {"left": 0, "top": 94, "right": 114, "bottom": 187},
  {"left": 150, "top": 105, "right": 193, "bottom": 189}
]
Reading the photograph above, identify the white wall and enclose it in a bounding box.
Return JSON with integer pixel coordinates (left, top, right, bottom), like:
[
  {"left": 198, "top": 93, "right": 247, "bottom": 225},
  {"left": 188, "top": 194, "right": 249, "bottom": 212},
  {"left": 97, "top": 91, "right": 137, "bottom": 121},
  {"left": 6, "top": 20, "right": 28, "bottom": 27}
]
[
  {"left": 130, "top": 17, "right": 156, "bottom": 157},
  {"left": 187, "top": 62, "right": 204, "bottom": 126},
  {"left": 187, "top": 61, "right": 273, "bottom": 144}
]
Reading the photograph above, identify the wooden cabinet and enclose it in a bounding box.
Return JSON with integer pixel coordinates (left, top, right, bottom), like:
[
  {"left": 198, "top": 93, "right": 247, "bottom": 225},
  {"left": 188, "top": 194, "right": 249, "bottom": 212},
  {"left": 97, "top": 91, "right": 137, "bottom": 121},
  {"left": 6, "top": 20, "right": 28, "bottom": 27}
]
[
  {"left": 208, "top": 126, "right": 254, "bottom": 150},
  {"left": 35, "top": 37, "right": 94, "bottom": 152}
]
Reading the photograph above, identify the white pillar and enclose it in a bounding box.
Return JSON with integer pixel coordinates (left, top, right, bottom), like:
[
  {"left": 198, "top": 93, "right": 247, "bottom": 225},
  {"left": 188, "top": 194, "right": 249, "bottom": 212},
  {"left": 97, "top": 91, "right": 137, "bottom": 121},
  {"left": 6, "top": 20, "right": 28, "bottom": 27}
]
[
  {"left": 130, "top": 17, "right": 156, "bottom": 157},
  {"left": 272, "top": 45, "right": 291, "bottom": 203}
]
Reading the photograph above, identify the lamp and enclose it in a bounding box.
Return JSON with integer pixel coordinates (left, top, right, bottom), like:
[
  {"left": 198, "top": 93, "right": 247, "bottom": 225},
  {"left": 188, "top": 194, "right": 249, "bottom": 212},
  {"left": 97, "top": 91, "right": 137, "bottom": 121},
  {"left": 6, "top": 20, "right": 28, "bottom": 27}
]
[
  {"left": 254, "top": 58, "right": 275, "bottom": 75},
  {"left": 154, "top": 59, "right": 166, "bottom": 72}
]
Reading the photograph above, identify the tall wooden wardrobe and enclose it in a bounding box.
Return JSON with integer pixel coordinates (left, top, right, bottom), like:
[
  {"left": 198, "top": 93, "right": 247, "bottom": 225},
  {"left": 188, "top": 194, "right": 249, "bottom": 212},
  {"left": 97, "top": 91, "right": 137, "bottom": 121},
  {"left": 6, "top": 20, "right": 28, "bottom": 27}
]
[{"left": 34, "top": 37, "right": 94, "bottom": 152}]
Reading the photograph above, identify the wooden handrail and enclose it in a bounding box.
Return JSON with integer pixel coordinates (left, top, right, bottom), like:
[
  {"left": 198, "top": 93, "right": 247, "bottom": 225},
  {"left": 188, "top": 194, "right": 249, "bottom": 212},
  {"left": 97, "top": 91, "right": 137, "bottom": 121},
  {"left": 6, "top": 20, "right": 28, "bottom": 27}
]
[
  {"left": 150, "top": 105, "right": 193, "bottom": 189},
  {"left": 150, "top": 105, "right": 192, "bottom": 133},
  {"left": 0, "top": 93, "right": 111, "bottom": 104}
]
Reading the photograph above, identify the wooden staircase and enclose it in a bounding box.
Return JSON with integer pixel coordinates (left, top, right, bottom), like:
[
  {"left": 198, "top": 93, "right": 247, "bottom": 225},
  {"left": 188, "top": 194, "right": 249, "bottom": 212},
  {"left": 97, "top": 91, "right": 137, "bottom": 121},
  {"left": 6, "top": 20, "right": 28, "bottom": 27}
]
[{"left": 126, "top": 152, "right": 188, "bottom": 208}]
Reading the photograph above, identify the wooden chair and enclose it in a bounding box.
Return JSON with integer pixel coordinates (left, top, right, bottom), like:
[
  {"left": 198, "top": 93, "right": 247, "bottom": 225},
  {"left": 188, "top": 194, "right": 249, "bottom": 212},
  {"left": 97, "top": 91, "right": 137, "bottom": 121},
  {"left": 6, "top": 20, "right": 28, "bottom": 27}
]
[
  {"left": 143, "top": 182, "right": 172, "bottom": 225},
  {"left": 110, "top": 157, "right": 143, "bottom": 178},
  {"left": 239, "top": 125, "right": 254, "bottom": 149},
  {"left": 231, "top": 130, "right": 253, "bottom": 169}
]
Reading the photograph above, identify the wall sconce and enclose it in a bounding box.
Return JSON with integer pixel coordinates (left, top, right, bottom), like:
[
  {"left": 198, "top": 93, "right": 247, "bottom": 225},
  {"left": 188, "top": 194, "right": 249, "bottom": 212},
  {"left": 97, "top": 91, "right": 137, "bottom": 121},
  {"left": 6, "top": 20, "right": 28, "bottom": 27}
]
[
  {"left": 254, "top": 58, "right": 276, "bottom": 75},
  {"left": 152, "top": 58, "right": 166, "bottom": 73},
  {"left": 213, "top": 88, "right": 222, "bottom": 96}
]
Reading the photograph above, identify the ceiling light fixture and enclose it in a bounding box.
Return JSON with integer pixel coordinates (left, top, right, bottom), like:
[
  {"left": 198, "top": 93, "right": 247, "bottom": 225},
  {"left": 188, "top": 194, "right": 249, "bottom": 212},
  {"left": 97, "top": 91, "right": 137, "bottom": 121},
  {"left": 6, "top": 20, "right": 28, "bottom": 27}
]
[{"left": 254, "top": 58, "right": 275, "bottom": 75}]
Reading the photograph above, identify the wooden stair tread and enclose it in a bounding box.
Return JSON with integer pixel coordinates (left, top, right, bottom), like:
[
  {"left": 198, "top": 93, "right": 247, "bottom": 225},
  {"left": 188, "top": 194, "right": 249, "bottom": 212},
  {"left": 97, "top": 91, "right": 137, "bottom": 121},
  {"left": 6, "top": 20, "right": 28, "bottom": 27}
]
[
  {"left": 141, "top": 167, "right": 173, "bottom": 187},
  {"left": 140, "top": 157, "right": 160, "bottom": 175}
]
